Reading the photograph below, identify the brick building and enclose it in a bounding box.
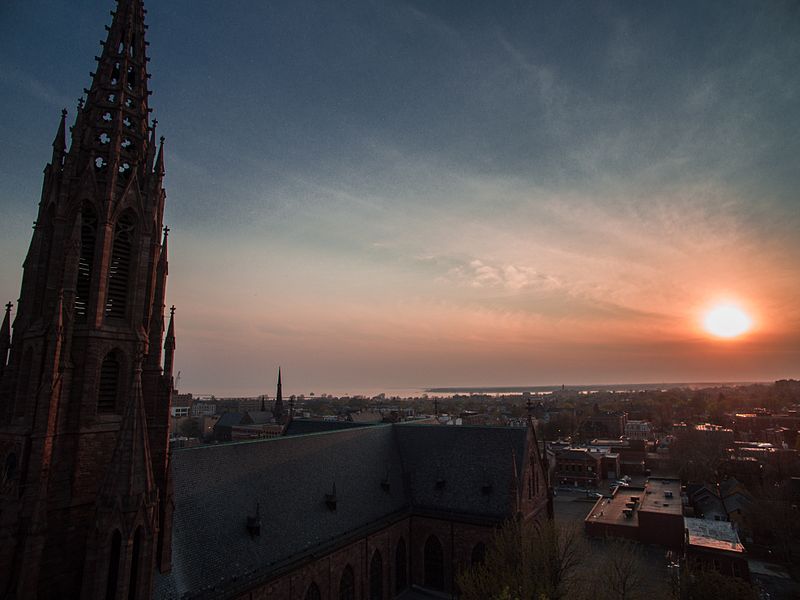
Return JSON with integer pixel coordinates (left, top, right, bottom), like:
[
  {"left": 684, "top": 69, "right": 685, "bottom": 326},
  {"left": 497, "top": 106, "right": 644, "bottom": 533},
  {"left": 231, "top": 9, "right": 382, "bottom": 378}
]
[
  {"left": 0, "top": 1, "right": 174, "bottom": 597},
  {"left": 581, "top": 410, "right": 627, "bottom": 438},
  {"left": 555, "top": 447, "right": 602, "bottom": 488},
  {"left": 585, "top": 478, "right": 684, "bottom": 549}
]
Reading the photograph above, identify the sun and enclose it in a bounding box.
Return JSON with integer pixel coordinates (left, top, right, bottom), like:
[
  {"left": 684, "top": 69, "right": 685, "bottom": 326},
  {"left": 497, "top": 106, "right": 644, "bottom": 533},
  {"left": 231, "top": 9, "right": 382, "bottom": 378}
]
[{"left": 703, "top": 304, "right": 752, "bottom": 338}]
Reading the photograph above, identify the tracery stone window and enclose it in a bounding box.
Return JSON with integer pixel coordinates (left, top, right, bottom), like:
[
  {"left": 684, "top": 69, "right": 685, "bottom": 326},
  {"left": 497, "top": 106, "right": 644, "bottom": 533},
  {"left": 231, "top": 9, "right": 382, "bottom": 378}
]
[
  {"left": 98, "top": 351, "right": 121, "bottom": 413},
  {"left": 395, "top": 538, "right": 407, "bottom": 592},
  {"left": 105, "top": 212, "right": 135, "bottom": 320},
  {"left": 304, "top": 582, "right": 321, "bottom": 600},
  {"left": 128, "top": 527, "right": 142, "bottom": 600},
  {"left": 339, "top": 564, "right": 355, "bottom": 600},
  {"left": 471, "top": 542, "right": 486, "bottom": 566},
  {"left": 370, "top": 550, "right": 383, "bottom": 600},
  {"left": 424, "top": 535, "right": 444, "bottom": 590},
  {"left": 105, "top": 530, "right": 121, "bottom": 600},
  {"left": 75, "top": 204, "right": 98, "bottom": 321}
]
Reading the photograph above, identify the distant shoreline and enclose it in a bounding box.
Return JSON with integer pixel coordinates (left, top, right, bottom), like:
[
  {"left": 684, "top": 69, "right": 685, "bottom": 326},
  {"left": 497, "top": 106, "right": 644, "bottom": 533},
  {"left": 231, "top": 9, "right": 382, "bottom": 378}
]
[{"left": 425, "top": 381, "right": 770, "bottom": 394}]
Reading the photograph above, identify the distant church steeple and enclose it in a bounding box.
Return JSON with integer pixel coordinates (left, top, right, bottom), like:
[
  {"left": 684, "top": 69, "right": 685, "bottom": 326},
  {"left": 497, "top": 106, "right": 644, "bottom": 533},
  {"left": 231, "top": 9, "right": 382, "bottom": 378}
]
[
  {"left": 273, "top": 367, "right": 284, "bottom": 421},
  {"left": 0, "top": 2, "right": 174, "bottom": 598}
]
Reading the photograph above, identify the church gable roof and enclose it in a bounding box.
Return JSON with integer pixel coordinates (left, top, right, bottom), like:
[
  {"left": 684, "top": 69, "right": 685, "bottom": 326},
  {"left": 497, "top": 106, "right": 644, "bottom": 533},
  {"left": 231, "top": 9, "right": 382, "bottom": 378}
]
[
  {"left": 283, "top": 418, "right": 374, "bottom": 436},
  {"left": 157, "top": 425, "right": 406, "bottom": 599},
  {"left": 155, "top": 423, "right": 527, "bottom": 599},
  {"left": 393, "top": 424, "right": 527, "bottom": 520}
]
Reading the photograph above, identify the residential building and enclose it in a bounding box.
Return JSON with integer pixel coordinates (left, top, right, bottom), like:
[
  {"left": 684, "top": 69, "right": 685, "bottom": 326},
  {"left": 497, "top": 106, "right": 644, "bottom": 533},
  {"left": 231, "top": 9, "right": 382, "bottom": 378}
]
[{"left": 555, "top": 447, "right": 602, "bottom": 488}]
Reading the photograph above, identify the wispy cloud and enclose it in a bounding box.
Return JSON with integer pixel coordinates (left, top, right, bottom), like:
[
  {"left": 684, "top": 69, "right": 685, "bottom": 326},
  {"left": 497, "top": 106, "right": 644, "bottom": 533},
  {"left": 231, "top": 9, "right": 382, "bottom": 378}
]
[
  {"left": 442, "top": 257, "right": 561, "bottom": 292},
  {"left": 0, "top": 63, "right": 71, "bottom": 109}
]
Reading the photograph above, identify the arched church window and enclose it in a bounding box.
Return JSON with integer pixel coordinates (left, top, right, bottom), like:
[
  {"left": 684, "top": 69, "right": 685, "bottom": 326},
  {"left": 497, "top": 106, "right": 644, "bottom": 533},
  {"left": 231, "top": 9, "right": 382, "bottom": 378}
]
[
  {"left": 128, "top": 527, "right": 142, "bottom": 600},
  {"left": 105, "top": 213, "right": 135, "bottom": 320},
  {"left": 395, "top": 538, "right": 407, "bottom": 592},
  {"left": 339, "top": 564, "right": 355, "bottom": 600},
  {"left": 370, "top": 549, "right": 383, "bottom": 600},
  {"left": 424, "top": 535, "right": 444, "bottom": 590},
  {"left": 2, "top": 453, "right": 17, "bottom": 486},
  {"left": 98, "top": 351, "right": 121, "bottom": 413},
  {"left": 304, "top": 582, "right": 321, "bottom": 600},
  {"left": 105, "top": 530, "right": 121, "bottom": 600},
  {"left": 15, "top": 348, "right": 34, "bottom": 416},
  {"left": 471, "top": 542, "right": 486, "bottom": 566},
  {"left": 75, "top": 204, "right": 97, "bottom": 321}
]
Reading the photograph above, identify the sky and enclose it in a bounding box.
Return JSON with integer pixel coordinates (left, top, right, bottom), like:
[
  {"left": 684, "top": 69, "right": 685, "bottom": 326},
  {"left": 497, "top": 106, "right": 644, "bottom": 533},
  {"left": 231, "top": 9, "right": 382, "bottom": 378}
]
[{"left": 1, "top": 0, "right": 799, "bottom": 396}]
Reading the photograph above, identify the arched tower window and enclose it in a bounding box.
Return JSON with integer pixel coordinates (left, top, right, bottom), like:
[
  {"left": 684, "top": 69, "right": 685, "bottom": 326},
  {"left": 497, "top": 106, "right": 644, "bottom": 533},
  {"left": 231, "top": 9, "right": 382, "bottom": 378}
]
[
  {"left": 34, "top": 204, "right": 56, "bottom": 316},
  {"left": 14, "top": 347, "right": 34, "bottom": 418},
  {"left": 75, "top": 203, "right": 98, "bottom": 322},
  {"left": 128, "top": 527, "right": 142, "bottom": 600},
  {"left": 339, "top": 564, "right": 355, "bottom": 600},
  {"left": 304, "top": 582, "right": 321, "bottom": 600},
  {"left": 2, "top": 453, "right": 18, "bottom": 485},
  {"left": 98, "top": 351, "right": 121, "bottom": 413},
  {"left": 395, "top": 537, "right": 408, "bottom": 592},
  {"left": 424, "top": 535, "right": 444, "bottom": 590},
  {"left": 471, "top": 542, "right": 486, "bottom": 566},
  {"left": 369, "top": 550, "right": 383, "bottom": 600},
  {"left": 105, "top": 530, "right": 121, "bottom": 600},
  {"left": 105, "top": 212, "right": 135, "bottom": 320}
]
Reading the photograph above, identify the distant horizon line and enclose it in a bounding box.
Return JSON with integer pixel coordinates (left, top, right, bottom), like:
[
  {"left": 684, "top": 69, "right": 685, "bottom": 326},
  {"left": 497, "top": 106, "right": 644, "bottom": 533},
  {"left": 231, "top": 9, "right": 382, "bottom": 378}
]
[
  {"left": 181, "top": 378, "right": 795, "bottom": 399},
  {"left": 424, "top": 380, "right": 775, "bottom": 393}
]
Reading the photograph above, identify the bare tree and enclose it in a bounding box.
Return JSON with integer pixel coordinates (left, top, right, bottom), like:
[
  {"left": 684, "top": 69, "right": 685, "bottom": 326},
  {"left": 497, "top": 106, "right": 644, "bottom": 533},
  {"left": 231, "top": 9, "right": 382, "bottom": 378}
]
[
  {"left": 597, "top": 540, "right": 646, "bottom": 600},
  {"left": 458, "top": 519, "right": 587, "bottom": 600}
]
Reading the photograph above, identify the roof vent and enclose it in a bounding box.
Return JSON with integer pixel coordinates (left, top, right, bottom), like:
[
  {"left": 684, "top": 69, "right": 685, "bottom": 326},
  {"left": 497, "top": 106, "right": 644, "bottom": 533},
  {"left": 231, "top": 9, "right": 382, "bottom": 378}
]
[
  {"left": 481, "top": 483, "right": 493, "bottom": 495},
  {"left": 435, "top": 478, "right": 446, "bottom": 490},
  {"left": 325, "top": 483, "right": 338, "bottom": 511},
  {"left": 246, "top": 502, "right": 261, "bottom": 537}
]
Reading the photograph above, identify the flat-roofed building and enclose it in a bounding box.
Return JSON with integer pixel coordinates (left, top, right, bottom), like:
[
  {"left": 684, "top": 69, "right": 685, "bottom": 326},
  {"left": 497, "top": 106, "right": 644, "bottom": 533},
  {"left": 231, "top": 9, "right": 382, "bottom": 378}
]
[
  {"left": 685, "top": 517, "right": 749, "bottom": 581},
  {"left": 585, "top": 477, "right": 684, "bottom": 549}
]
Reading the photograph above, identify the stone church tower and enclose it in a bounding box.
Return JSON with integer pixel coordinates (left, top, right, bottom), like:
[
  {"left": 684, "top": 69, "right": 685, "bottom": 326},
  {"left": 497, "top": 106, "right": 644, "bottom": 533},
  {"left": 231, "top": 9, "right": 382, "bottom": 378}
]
[{"left": 0, "top": 1, "right": 174, "bottom": 598}]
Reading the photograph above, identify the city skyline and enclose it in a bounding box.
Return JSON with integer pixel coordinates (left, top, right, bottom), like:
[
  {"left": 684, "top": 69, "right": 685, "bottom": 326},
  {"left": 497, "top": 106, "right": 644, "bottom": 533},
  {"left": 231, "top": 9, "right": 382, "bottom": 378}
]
[{"left": 2, "top": 1, "right": 799, "bottom": 395}]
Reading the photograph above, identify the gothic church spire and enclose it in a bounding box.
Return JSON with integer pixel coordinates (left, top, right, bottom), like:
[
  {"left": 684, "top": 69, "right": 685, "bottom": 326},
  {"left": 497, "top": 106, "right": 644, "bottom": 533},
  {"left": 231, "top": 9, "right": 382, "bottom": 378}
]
[
  {"left": 273, "top": 368, "right": 284, "bottom": 421},
  {"left": 69, "top": 0, "right": 154, "bottom": 195}
]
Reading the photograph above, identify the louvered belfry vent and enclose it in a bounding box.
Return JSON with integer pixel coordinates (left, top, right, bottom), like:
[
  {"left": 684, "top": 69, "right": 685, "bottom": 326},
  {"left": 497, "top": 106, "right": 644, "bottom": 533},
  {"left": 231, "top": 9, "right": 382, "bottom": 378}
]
[
  {"left": 97, "top": 351, "right": 120, "bottom": 413},
  {"left": 74, "top": 205, "right": 98, "bottom": 321},
  {"left": 105, "top": 213, "right": 135, "bottom": 320}
]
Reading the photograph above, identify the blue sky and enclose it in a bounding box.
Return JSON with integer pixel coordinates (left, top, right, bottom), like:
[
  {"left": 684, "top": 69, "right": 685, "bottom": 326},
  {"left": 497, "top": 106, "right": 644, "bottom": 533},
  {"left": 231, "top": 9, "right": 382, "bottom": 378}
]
[{"left": 1, "top": 1, "right": 799, "bottom": 395}]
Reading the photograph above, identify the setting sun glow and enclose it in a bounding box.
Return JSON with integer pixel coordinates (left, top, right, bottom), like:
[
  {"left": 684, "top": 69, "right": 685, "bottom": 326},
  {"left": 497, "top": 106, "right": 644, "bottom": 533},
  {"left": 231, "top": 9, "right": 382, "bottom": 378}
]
[{"left": 703, "top": 304, "right": 752, "bottom": 339}]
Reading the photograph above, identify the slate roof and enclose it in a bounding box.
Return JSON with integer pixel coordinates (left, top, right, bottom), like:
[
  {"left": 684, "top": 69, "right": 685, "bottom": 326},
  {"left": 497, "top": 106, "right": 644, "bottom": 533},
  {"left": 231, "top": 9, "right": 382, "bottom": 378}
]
[
  {"left": 394, "top": 424, "right": 526, "bottom": 519},
  {"left": 213, "top": 412, "right": 245, "bottom": 429},
  {"left": 154, "top": 423, "right": 529, "bottom": 599},
  {"left": 283, "top": 418, "right": 373, "bottom": 436},
  {"left": 244, "top": 411, "right": 274, "bottom": 425}
]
